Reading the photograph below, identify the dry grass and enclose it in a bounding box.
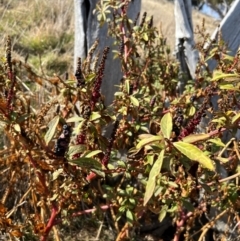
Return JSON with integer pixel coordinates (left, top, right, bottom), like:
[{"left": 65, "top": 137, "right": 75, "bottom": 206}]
[{"left": 0, "top": 0, "right": 74, "bottom": 75}]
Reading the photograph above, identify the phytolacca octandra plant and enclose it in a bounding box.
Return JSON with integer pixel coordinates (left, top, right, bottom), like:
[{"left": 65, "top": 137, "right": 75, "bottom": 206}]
[
  {"left": 54, "top": 124, "right": 72, "bottom": 157},
  {"left": 91, "top": 46, "right": 110, "bottom": 109}
]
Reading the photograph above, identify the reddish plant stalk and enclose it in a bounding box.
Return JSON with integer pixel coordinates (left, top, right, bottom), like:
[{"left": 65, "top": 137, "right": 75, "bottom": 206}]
[
  {"left": 54, "top": 204, "right": 113, "bottom": 226},
  {"left": 40, "top": 202, "right": 58, "bottom": 241},
  {"left": 173, "top": 211, "right": 192, "bottom": 241},
  {"left": 72, "top": 204, "right": 112, "bottom": 217}
]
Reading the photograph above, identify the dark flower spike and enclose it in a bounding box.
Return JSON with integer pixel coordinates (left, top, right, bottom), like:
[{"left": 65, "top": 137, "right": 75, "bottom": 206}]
[
  {"left": 5, "top": 36, "right": 16, "bottom": 115},
  {"left": 5, "top": 36, "right": 12, "bottom": 77},
  {"left": 140, "top": 12, "right": 147, "bottom": 28},
  {"left": 102, "top": 120, "right": 119, "bottom": 167},
  {"left": 178, "top": 87, "right": 213, "bottom": 140},
  {"left": 133, "top": 12, "right": 140, "bottom": 27},
  {"left": 119, "top": 37, "right": 124, "bottom": 55},
  {"left": 150, "top": 95, "right": 157, "bottom": 108},
  {"left": 148, "top": 16, "right": 153, "bottom": 29},
  {"left": 91, "top": 47, "right": 110, "bottom": 109}
]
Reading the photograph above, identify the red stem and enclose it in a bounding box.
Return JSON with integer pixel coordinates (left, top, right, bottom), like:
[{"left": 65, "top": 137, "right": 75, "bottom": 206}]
[
  {"left": 54, "top": 204, "right": 113, "bottom": 226},
  {"left": 72, "top": 204, "right": 112, "bottom": 217},
  {"left": 40, "top": 202, "right": 58, "bottom": 241},
  {"left": 173, "top": 212, "right": 192, "bottom": 241}
]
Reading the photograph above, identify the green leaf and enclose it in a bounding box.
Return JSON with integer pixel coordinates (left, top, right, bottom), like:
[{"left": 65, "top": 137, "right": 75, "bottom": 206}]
[
  {"left": 65, "top": 80, "right": 76, "bottom": 85},
  {"left": 44, "top": 115, "right": 60, "bottom": 145},
  {"left": 138, "top": 134, "right": 155, "bottom": 139},
  {"left": 222, "top": 54, "right": 234, "bottom": 61},
  {"left": 173, "top": 142, "right": 214, "bottom": 171},
  {"left": 117, "top": 160, "right": 126, "bottom": 168},
  {"left": 215, "top": 157, "right": 229, "bottom": 163},
  {"left": 85, "top": 73, "right": 96, "bottom": 82},
  {"left": 201, "top": 184, "right": 212, "bottom": 193},
  {"left": 158, "top": 205, "right": 168, "bottom": 222},
  {"left": 168, "top": 181, "right": 178, "bottom": 188},
  {"left": 129, "top": 198, "right": 136, "bottom": 205},
  {"left": 50, "top": 193, "right": 58, "bottom": 201},
  {"left": 70, "top": 157, "right": 102, "bottom": 170},
  {"left": 90, "top": 112, "right": 101, "bottom": 121},
  {"left": 182, "top": 199, "right": 194, "bottom": 212},
  {"left": 136, "top": 135, "right": 163, "bottom": 149},
  {"left": 133, "top": 26, "right": 140, "bottom": 32},
  {"left": 67, "top": 145, "right": 86, "bottom": 157},
  {"left": 144, "top": 150, "right": 164, "bottom": 206},
  {"left": 211, "top": 71, "right": 240, "bottom": 81},
  {"left": 114, "top": 91, "right": 124, "bottom": 96},
  {"left": 66, "top": 116, "right": 83, "bottom": 123},
  {"left": 85, "top": 150, "right": 102, "bottom": 158},
  {"left": 130, "top": 96, "right": 139, "bottom": 107},
  {"left": 232, "top": 113, "right": 240, "bottom": 124},
  {"left": 188, "top": 106, "right": 196, "bottom": 116},
  {"left": 207, "top": 138, "right": 225, "bottom": 147},
  {"left": 219, "top": 84, "right": 237, "bottom": 90},
  {"left": 125, "top": 79, "right": 130, "bottom": 94},
  {"left": 91, "top": 169, "right": 105, "bottom": 178},
  {"left": 146, "top": 155, "right": 154, "bottom": 165},
  {"left": 13, "top": 123, "right": 21, "bottom": 133},
  {"left": 73, "top": 120, "right": 85, "bottom": 134},
  {"left": 142, "top": 33, "right": 149, "bottom": 41},
  {"left": 167, "top": 204, "right": 178, "bottom": 213},
  {"left": 52, "top": 168, "right": 64, "bottom": 181},
  {"left": 160, "top": 112, "right": 172, "bottom": 139},
  {"left": 126, "top": 209, "right": 134, "bottom": 223},
  {"left": 118, "top": 106, "right": 127, "bottom": 116},
  {"left": 182, "top": 133, "right": 210, "bottom": 143}
]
